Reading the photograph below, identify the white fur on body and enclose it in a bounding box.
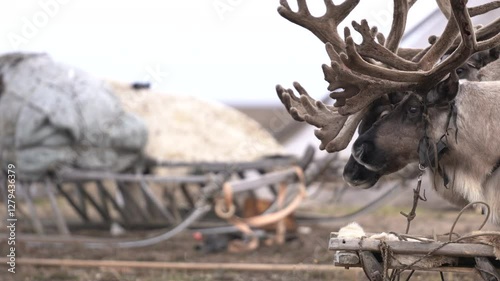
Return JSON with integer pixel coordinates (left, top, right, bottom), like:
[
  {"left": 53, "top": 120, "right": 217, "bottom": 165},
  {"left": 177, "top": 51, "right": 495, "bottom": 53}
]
[
  {"left": 477, "top": 59, "right": 500, "bottom": 81},
  {"left": 428, "top": 81, "right": 500, "bottom": 223},
  {"left": 400, "top": 59, "right": 500, "bottom": 211}
]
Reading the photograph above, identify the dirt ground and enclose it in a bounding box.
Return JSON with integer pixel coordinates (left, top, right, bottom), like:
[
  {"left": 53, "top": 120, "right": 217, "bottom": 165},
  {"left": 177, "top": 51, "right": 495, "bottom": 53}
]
[{"left": 1, "top": 182, "right": 498, "bottom": 281}]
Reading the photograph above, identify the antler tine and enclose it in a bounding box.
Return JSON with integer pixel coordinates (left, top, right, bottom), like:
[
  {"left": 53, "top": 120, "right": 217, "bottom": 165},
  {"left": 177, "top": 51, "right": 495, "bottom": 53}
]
[
  {"left": 276, "top": 84, "right": 309, "bottom": 122},
  {"left": 355, "top": 0, "right": 422, "bottom": 65},
  {"left": 343, "top": 0, "right": 422, "bottom": 69},
  {"left": 469, "top": 1, "right": 500, "bottom": 17},
  {"left": 478, "top": 32, "right": 500, "bottom": 51},
  {"left": 322, "top": 42, "right": 367, "bottom": 104},
  {"left": 342, "top": 34, "right": 424, "bottom": 82},
  {"left": 417, "top": 15, "right": 461, "bottom": 70},
  {"left": 323, "top": 109, "right": 367, "bottom": 152},
  {"left": 436, "top": 0, "right": 452, "bottom": 19},
  {"left": 409, "top": 0, "right": 418, "bottom": 7},
  {"left": 428, "top": 3, "right": 500, "bottom": 55},
  {"left": 276, "top": 82, "right": 353, "bottom": 152},
  {"left": 399, "top": 48, "right": 425, "bottom": 60},
  {"left": 385, "top": 0, "right": 410, "bottom": 53},
  {"left": 277, "top": 0, "right": 360, "bottom": 52},
  {"left": 324, "top": 43, "right": 414, "bottom": 115},
  {"left": 412, "top": 4, "right": 499, "bottom": 61},
  {"left": 418, "top": 1, "right": 500, "bottom": 70},
  {"left": 419, "top": 0, "right": 494, "bottom": 88},
  {"left": 352, "top": 20, "right": 420, "bottom": 71},
  {"left": 476, "top": 18, "right": 500, "bottom": 41}
]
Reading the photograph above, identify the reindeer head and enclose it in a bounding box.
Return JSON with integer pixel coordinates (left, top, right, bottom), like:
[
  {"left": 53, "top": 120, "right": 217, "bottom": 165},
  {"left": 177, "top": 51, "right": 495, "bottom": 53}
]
[{"left": 345, "top": 48, "right": 500, "bottom": 188}]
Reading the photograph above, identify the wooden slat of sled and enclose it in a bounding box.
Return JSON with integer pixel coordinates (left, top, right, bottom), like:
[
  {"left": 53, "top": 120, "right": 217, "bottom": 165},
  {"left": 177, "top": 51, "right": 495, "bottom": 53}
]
[{"left": 329, "top": 238, "right": 495, "bottom": 258}]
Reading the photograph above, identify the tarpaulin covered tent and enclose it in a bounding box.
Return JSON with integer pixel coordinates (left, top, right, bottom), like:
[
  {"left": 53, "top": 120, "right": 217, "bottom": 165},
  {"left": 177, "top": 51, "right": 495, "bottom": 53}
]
[{"left": 0, "top": 53, "right": 148, "bottom": 180}]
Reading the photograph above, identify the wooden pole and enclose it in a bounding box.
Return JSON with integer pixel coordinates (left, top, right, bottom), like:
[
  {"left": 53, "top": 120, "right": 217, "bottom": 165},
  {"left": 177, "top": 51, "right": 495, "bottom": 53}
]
[
  {"left": 0, "top": 257, "right": 477, "bottom": 274},
  {"left": 329, "top": 238, "right": 495, "bottom": 258},
  {"left": 0, "top": 258, "right": 349, "bottom": 272}
]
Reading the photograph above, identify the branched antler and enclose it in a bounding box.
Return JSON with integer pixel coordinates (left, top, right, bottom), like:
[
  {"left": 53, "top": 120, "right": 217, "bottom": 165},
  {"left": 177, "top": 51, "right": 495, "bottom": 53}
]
[
  {"left": 353, "top": 20, "right": 420, "bottom": 71},
  {"left": 276, "top": 0, "right": 500, "bottom": 152},
  {"left": 337, "top": 0, "right": 500, "bottom": 92},
  {"left": 277, "top": 0, "right": 360, "bottom": 53},
  {"left": 386, "top": 0, "right": 411, "bottom": 53},
  {"left": 276, "top": 82, "right": 364, "bottom": 152}
]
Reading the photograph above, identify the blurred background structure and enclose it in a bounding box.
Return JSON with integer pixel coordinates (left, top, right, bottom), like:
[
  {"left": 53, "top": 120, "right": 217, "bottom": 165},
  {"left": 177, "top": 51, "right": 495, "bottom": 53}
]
[{"left": 2, "top": 0, "right": 496, "bottom": 156}]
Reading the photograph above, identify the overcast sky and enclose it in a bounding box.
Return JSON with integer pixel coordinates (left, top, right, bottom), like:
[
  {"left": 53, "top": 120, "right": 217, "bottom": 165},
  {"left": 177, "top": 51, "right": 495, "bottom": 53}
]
[{"left": 1, "top": 0, "right": 438, "bottom": 106}]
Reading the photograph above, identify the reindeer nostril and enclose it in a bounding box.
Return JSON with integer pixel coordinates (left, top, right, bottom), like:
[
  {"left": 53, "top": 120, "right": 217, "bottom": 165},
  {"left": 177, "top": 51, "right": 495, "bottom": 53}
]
[
  {"left": 354, "top": 141, "right": 374, "bottom": 161},
  {"left": 362, "top": 142, "right": 374, "bottom": 154},
  {"left": 355, "top": 143, "right": 365, "bottom": 159}
]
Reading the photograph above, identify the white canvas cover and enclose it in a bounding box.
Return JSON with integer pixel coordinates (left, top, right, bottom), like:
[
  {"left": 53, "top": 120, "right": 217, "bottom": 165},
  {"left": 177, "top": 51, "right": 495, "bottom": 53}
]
[{"left": 0, "top": 53, "right": 148, "bottom": 180}]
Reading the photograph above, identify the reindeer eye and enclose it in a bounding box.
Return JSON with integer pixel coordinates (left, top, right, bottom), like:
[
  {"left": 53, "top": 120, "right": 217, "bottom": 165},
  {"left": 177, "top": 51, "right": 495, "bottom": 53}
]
[
  {"left": 408, "top": 105, "right": 420, "bottom": 118},
  {"left": 456, "top": 68, "right": 464, "bottom": 75},
  {"left": 379, "top": 110, "right": 390, "bottom": 119}
]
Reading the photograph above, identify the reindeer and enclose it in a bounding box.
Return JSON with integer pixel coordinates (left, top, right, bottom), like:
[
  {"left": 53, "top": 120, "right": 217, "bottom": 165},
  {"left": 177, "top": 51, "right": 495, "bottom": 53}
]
[{"left": 275, "top": 0, "right": 500, "bottom": 221}]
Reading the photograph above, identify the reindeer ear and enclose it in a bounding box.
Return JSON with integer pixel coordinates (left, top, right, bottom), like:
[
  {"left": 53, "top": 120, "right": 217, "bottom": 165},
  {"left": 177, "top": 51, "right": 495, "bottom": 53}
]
[
  {"left": 426, "top": 71, "right": 459, "bottom": 105},
  {"left": 473, "top": 46, "right": 500, "bottom": 68},
  {"left": 388, "top": 92, "right": 405, "bottom": 105}
]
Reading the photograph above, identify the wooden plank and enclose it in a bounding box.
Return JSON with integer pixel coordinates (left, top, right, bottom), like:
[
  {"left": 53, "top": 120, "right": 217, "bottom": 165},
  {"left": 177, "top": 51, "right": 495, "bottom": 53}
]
[
  {"left": 18, "top": 182, "right": 45, "bottom": 235},
  {"left": 0, "top": 257, "right": 479, "bottom": 273},
  {"left": 96, "top": 181, "right": 110, "bottom": 219},
  {"left": 179, "top": 183, "right": 196, "bottom": 209},
  {"left": 334, "top": 251, "right": 360, "bottom": 266},
  {"left": 2, "top": 258, "right": 351, "bottom": 272},
  {"left": 75, "top": 183, "right": 111, "bottom": 223},
  {"left": 59, "top": 170, "right": 209, "bottom": 184},
  {"left": 45, "top": 179, "right": 70, "bottom": 235},
  {"left": 332, "top": 250, "right": 477, "bottom": 273},
  {"left": 116, "top": 182, "right": 148, "bottom": 222},
  {"left": 139, "top": 181, "right": 176, "bottom": 222},
  {"left": 329, "top": 238, "right": 495, "bottom": 258},
  {"left": 55, "top": 184, "right": 90, "bottom": 222},
  {"left": 96, "top": 181, "right": 131, "bottom": 226}
]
